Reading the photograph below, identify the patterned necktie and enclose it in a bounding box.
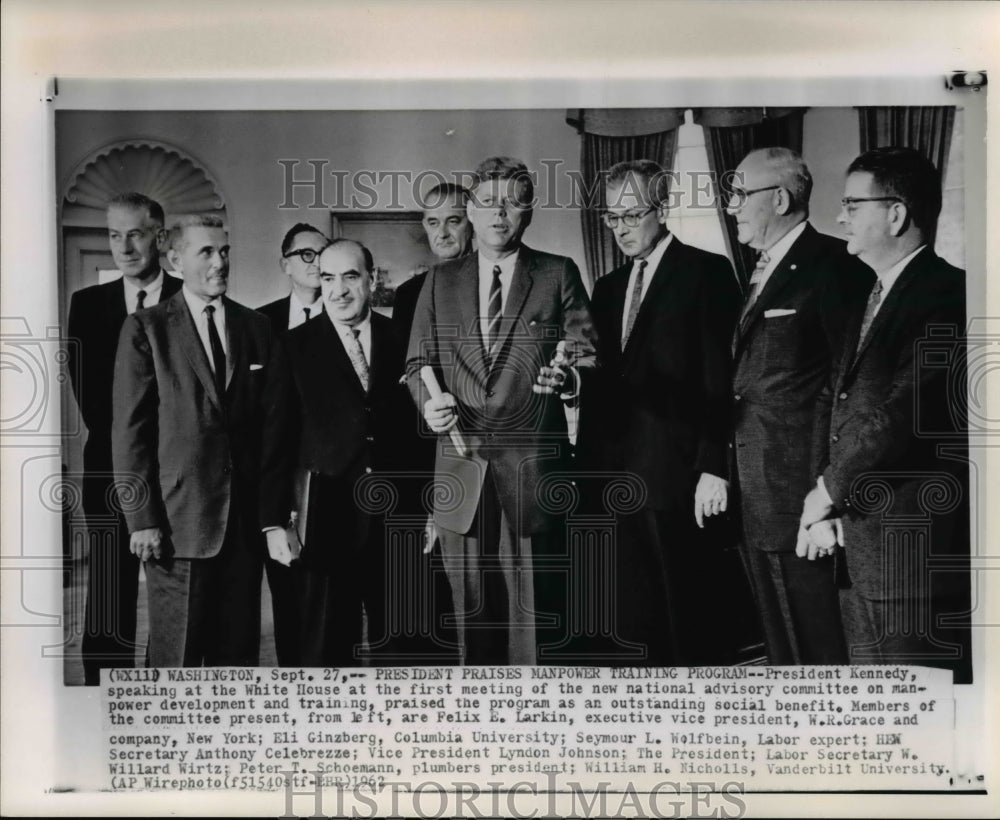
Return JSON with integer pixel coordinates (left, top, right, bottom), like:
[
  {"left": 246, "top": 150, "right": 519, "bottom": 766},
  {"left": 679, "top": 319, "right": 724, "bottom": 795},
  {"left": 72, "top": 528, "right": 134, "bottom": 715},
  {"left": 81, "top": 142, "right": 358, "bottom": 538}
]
[
  {"left": 621, "top": 260, "right": 647, "bottom": 350},
  {"left": 855, "top": 278, "right": 884, "bottom": 355},
  {"left": 485, "top": 265, "right": 503, "bottom": 365},
  {"left": 345, "top": 327, "right": 370, "bottom": 391},
  {"left": 204, "top": 304, "right": 226, "bottom": 396},
  {"left": 135, "top": 289, "right": 147, "bottom": 312}
]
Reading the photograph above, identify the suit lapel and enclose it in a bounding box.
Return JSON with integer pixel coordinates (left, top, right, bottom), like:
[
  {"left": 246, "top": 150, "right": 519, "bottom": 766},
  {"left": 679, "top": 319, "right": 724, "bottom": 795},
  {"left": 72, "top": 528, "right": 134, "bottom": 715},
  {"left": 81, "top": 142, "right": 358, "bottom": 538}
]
[
  {"left": 493, "top": 248, "right": 536, "bottom": 367},
  {"left": 733, "top": 224, "right": 813, "bottom": 357},
  {"left": 223, "top": 297, "right": 242, "bottom": 391},
  {"left": 622, "top": 237, "right": 679, "bottom": 360},
  {"left": 321, "top": 314, "right": 367, "bottom": 396},
  {"left": 168, "top": 292, "right": 223, "bottom": 413}
]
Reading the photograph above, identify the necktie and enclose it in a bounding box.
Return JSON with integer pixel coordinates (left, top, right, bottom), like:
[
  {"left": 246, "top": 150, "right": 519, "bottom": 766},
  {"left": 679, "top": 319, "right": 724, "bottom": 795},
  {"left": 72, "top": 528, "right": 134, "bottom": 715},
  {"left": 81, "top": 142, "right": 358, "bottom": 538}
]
[
  {"left": 485, "top": 265, "right": 503, "bottom": 365},
  {"left": 738, "top": 251, "right": 769, "bottom": 329},
  {"left": 621, "top": 260, "right": 647, "bottom": 350},
  {"left": 135, "top": 289, "right": 147, "bottom": 312},
  {"left": 855, "top": 278, "right": 884, "bottom": 355},
  {"left": 303, "top": 307, "right": 311, "bottom": 323},
  {"left": 204, "top": 304, "right": 226, "bottom": 397},
  {"left": 345, "top": 327, "right": 370, "bottom": 391}
]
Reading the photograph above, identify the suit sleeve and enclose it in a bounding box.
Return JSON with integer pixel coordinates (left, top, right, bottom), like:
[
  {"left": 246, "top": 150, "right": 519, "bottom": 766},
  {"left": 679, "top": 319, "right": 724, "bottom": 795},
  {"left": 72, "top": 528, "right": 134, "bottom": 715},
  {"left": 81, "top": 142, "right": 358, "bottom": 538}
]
[
  {"left": 405, "top": 265, "right": 438, "bottom": 412},
  {"left": 694, "top": 259, "right": 741, "bottom": 478},
  {"left": 111, "top": 314, "right": 165, "bottom": 533},
  {"left": 560, "top": 257, "right": 598, "bottom": 376},
  {"left": 257, "top": 325, "right": 294, "bottom": 529}
]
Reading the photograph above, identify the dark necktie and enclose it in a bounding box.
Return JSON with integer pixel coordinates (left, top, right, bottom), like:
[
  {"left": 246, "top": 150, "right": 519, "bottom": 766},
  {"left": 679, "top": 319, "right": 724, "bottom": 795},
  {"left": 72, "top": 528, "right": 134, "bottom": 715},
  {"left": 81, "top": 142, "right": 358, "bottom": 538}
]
[
  {"left": 135, "top": 289, "right": 147, "bottom": 312},
  {"left": 303, "top": 307, "right": 311, "bottom": 323},
  {"left": 344, "top": 327, "right": 370, "bottom": 391},
  {"left": 204, "top": 304, "right": 226, "bottom": 396},
  {"left": 485, "top": 265, "right": 503, "bottom": 365},
  {"left": 855, "top": 278, "right": 884, "bottom": 355},
  {"left": 621, "top": 260, "right": 647, "bottom": 350}
]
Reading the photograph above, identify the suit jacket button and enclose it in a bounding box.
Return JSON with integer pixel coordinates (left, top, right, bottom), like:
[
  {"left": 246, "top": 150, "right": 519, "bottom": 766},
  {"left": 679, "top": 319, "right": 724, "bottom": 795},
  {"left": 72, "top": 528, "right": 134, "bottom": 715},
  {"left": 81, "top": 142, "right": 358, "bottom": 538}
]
[
  {"left": 734, "top": 394, "right": 742, "bottom": 401},
  {"left": 839, "top": 392, "right": 848, "bottom": 400},
  {"left": 366, "top": 435, "right": 374, "bottom": 442},
  {"left": 365, "top": 467, "right": 373, "bottom": 474},
  {"left": 831, "top": 434, "right": 839, "bottom": 443}
]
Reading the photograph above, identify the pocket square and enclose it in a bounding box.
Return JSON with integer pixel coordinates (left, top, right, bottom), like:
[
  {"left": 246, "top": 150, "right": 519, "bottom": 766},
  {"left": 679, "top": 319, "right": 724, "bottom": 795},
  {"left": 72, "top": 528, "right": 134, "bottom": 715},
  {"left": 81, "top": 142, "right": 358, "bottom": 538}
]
[
  {"left": 249, "top": 363, "right": 264, "bottom": 371},
  {"left": 764, "top": 308, "right": 796, "bottom": 318}
]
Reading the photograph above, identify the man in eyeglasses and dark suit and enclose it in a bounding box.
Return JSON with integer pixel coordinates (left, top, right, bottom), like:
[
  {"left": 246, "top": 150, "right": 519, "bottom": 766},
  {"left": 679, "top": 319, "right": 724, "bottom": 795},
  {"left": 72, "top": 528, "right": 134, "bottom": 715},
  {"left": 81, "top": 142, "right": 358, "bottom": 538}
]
[{"left": 579, "top": 159, "right": 741, "bottom": 666}]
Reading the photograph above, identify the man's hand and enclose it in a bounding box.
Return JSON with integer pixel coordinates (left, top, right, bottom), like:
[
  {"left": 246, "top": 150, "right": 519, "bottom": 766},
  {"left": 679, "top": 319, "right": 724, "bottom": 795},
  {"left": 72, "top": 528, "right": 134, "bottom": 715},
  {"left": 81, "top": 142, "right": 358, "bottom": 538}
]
[
  {"left": 265, "top": 528, "right": 293, "bottom": 567},
  {"left": 796, "top": 517, "right": 845, "bottom": 560},
  {"left": 694, "top": 472, "right": 729, "bottom": 528},
  {"left": 423, "top": 393, "right": 457, "bottom": 433},
  {"left": 422, "top": 515, "right": 437, "bottom": 555},
  {"left": 800, "top": 483, "right": 834, "bottom": 530},
  {"left": 130, "top": 527, "right": 164, "bottom": 562},
  {"left": 534, "top": 342, "right": 578, "bottom": 398}
]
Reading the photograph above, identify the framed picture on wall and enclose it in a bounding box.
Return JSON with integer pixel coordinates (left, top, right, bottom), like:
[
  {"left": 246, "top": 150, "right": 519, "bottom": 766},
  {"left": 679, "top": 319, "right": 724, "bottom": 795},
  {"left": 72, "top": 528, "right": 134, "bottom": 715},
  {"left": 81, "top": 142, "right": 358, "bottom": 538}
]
[{"left": 331, "top": 210, "right": 437, "bottom": 308}]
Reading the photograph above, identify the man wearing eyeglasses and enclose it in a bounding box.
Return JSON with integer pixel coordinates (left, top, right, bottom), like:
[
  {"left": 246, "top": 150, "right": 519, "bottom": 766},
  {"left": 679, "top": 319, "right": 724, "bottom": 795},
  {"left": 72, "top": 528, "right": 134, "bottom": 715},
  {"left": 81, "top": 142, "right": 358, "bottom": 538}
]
[
  {"left": 406, "top": 156, "right": 597, "bottom": 665},
  {"left": 257, "top": 223, "right": 329, "bottom": 332},
  {"left": 799, "top": 147, "right": 970, "bottom": 680},
  {"left": 255, "top": 222, "right": 328, "bottom": 666},
  {"left": 726, "top": 148, "right": 872, "bottom": 667},
  {"left": 580, "top": 159, "right": 740, "bottom": 665}
]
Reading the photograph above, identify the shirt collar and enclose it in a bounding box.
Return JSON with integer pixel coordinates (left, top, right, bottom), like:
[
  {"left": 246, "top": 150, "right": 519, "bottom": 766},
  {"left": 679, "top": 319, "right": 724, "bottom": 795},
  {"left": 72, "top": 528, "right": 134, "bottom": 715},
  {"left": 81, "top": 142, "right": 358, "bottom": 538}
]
[
  {"left": 876, "top": 244, "right": 926, "bottom": 295},
  {"left": 289, "top": 289, "right": 322, "bottom": 314},
  {"left": 633, "top": 232, "right": 673, "bottom": 275},
  {"left": 478, "top": 250, "right": 520, "bottom": 278},
  {"left": 327, "top": 308, "right": 372, "bottom": 336},
  {"left": 122, "top": 269, "right": 165, "bottom": 297},
  {"left": 182, "top": 284, "right": 223, "bottom": 316},
  {"left": 761, "top": 220, "right": 807, "bottom": 270}
]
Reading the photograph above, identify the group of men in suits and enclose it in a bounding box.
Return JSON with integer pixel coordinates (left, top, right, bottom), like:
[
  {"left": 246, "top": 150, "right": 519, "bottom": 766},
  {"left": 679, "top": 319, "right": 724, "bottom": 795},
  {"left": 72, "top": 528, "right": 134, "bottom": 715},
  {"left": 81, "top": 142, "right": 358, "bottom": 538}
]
[{"left": 69, "top": 145, "right": 969, "bottom": 678}]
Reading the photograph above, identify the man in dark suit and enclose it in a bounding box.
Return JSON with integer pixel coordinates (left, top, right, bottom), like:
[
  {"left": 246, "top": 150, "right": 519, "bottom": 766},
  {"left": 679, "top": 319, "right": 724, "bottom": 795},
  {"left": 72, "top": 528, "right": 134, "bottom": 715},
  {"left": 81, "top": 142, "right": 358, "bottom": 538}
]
[
  {"left": 393, "top": 183, "right": 474, "bottom": 340},
  {"left": 406, "top": 156, "right": 597, "bottom": 664},
  {"left": 581, "top": 159, "right": 741, "bottom": 665},
  {"left": 256, "top": 223, "right": 328, "bottom": 331},
  {"left": 284, "top": 239, "right": 450, "bottom": 664},
  {"left": 728, "top": 148, "right": 873, "bottom": 665},
  {"left": 800, "top": 147, "right": 971, "bottom": 681},
  {"left": 112, "top": 215, "right": 291, "bottom": 666},
  {"left": 254, "top": 222, "right": 328, "bottom": 666},
  {"left": 67, "top": 192, "right": 182, "bottom": 684}
]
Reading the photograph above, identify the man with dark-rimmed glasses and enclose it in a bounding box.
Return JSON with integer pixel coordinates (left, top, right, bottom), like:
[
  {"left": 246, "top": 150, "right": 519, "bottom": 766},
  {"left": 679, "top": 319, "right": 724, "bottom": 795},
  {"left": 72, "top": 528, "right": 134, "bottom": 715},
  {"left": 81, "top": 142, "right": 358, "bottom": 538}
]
[
  {"left": 800, "top": 146, "right": 971, "bottom": 682},
  {"left": 579, "top": 158, "right": 740, "bottom": 665}
]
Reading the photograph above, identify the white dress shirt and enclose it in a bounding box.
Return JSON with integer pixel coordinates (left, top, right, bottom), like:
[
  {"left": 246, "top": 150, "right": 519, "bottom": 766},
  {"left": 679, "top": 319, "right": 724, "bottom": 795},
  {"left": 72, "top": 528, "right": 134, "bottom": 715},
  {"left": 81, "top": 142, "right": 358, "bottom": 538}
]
[
  {"left": 756, "top": 220, "right": 808, "bottom": 293},
  {"left": 287, "top": 290, "right": 323, "bottom": 330},
  {"left": 328, "top": 309, "right": 372, "bottom": 364},
  {"left": 478, "top": 251, "right": 518, "bottom": 349},
  {"left": 123, "top": 269, "right": 168, "bottom": 314},
  {"left": 182, "top": 285, "right": 228, "bottom": 373},
  {"left": 870, "top": 245, "right": 926, "bottom": 322}
]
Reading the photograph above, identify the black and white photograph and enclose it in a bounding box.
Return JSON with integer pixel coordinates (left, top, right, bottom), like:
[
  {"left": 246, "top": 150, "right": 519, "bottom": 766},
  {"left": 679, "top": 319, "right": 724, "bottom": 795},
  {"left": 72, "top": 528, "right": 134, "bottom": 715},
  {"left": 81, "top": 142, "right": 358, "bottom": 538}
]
[{"left": 2, "top": 2, "right": 997, "bottom": 817}]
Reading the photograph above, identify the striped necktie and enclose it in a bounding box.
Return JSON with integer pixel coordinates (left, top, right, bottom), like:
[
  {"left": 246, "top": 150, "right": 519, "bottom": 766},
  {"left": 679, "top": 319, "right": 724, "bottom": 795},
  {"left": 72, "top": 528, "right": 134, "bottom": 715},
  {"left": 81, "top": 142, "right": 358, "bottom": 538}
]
[
  {"left": 345, "top": 327, "right": 370, "bottom": 392},
  {"left": 855, "top": 278, "right": 884, "bottom": 355},
  {"left": 621, "top": 260, "right": 647, "bottom": 351},
  {"left": 485, "top": 265, "right": 503, "bottom": 365}
]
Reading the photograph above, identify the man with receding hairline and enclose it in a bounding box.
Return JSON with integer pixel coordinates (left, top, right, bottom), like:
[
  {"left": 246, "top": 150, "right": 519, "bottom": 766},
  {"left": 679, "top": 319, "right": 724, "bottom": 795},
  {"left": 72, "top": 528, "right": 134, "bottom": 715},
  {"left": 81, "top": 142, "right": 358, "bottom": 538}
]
[
  {"left": 68, "top": 192, "right": 183, "bottom": 683},
  {"left": 727, "top": 147, "right": 872, "bottom": 665},
  {"left": 112, "top": 214, "right": 291, "bottom": 667}
]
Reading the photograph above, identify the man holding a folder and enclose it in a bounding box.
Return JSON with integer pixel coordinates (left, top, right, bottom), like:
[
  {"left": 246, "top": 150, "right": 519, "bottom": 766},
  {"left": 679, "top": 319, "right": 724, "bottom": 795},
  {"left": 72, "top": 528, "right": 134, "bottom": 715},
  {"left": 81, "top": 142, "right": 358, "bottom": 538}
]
[{"left": 406, "top": 156, "right": 597, "bottom": 665}]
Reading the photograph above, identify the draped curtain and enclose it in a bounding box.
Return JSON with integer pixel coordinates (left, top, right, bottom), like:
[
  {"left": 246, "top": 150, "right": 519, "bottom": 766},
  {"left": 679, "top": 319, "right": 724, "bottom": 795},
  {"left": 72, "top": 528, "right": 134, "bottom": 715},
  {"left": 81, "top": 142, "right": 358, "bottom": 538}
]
[
  {"left": 566, "top": 108, "right": 684, "bottom": 285},
  {"left": 694, "top": 108, "right": 807, "bottom": 290},
  {"left": 857, "top": 106, "right": 956, "bottom": 178}
]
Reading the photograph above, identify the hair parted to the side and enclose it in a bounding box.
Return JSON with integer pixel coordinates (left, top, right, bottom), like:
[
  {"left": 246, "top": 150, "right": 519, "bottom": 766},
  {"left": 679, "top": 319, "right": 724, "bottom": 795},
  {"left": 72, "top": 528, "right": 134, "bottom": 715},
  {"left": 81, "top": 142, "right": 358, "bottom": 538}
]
[
  {"left": 168, "top": 214, "right": 225, "bottom": 251},
  {"left": 473, "top": 156, "right": 535, "bottom": 208},
  {"left": 745, "top": 147, "right": 813, "bottom": 212},
  {"left": 847, "top": 146, "right": 943, "bottom": 238},
  {"left": 605, "top": 159, "right": 672, "bottom": 209},
  {"left": 281, "top": 222, "right": 328, "bottom": 256},
  {"left": 107, "top": 192, "right": 166, "bottom": 226}
]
